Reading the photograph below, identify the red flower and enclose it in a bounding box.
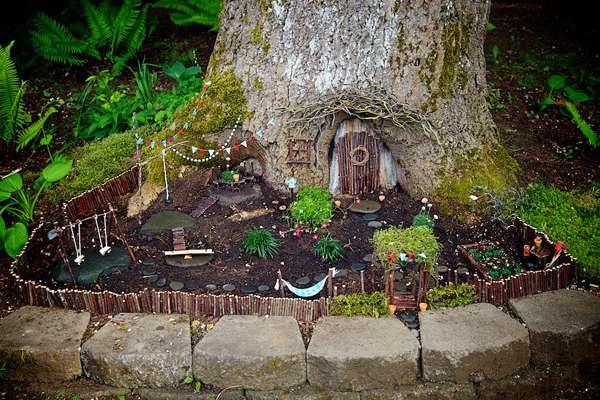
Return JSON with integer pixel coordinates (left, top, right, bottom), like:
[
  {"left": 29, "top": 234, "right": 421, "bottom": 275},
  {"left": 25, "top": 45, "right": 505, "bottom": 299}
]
[
  {"left": 406, "top": 251, "right": 414, "bottom": 260},
  {"left": 145, "top": 139, "right": 151, "bottom": 146},
  {"left": 356, "top": 198, "right": 361, "bottom": 204},
  {"left": 388, "top": 252, "right": 397, "bottom": 262},
  {"left": 555, "top": 242, "right": 566, "bottom": 252},
  {"left": 294, "top": 228, "right": 302, "bottom": 238},
  {"left": 167, "top": 136, "right": 174, "bottom": 143},
  {"left": 312, "top": 233, "right": 319, "bottom": 241}
]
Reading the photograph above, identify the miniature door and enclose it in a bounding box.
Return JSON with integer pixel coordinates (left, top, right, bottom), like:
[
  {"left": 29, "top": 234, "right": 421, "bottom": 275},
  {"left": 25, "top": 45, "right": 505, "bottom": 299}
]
[{"left": 336, "top": 125, "right": 381, "bottom": 195}]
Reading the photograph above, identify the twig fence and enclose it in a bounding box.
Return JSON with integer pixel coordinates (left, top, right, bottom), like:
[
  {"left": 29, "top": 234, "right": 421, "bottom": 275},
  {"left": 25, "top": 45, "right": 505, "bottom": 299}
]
[{"left": 7, "top": 161, "right": 578, "bottom": 320}]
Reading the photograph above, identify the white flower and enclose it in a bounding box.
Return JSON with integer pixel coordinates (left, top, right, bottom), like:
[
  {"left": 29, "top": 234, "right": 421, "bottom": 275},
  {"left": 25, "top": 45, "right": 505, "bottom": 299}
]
[
  {"left": 421, "top": 206, "right": 426, "bottom": 211},
  {"left": 421, "top": 197, "right": 428, "bottom": 204},
  {"left": 427, "top": 203, "right": 432, "bottom": 208},
  {"left": 469, "top": 195, "right": 479, "bottom": 201},
  {"left": 433, "top": 214, "right": 439, "bottom": 220}
]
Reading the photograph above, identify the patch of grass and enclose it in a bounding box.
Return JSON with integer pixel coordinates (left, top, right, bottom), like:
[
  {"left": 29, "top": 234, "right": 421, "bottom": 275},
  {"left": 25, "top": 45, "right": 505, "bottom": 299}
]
[
  {"left": 243, "top": 228, "right": 279, "bottom": 258},
  {"left": 330, "top": 292, "right": 388, "bottom": 318},
  {"left": 427, "top": 283, "right": 476, "bottom": 310},
  {"left": 371, "top": 225, "right": 441, "bottom": 274},
  {"left": 517, "top": 183, "right": 600, "bottom": 279},
  {"left": 313, "top": 234, "right": 343, "bottom": 263},
  {"left": 49, "top": 129, "right": 140, "bottom": 203}
]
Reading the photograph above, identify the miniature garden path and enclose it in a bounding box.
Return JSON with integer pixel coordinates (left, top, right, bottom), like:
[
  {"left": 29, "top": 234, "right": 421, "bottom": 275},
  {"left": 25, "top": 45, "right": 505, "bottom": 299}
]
[{"left": 0, "top": 289, "right": 599, "bottom": 399}]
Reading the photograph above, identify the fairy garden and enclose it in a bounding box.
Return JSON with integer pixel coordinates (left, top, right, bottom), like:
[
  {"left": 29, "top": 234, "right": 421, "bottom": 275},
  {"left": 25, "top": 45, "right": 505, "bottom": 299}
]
[{"left": 0, "top": 0, "right": 598, "bottom": 322}]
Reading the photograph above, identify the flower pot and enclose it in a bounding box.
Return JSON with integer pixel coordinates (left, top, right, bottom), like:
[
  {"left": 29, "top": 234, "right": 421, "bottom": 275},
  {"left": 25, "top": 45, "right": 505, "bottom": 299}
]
[
  {"left": 233, "top": 173, "right": 240, "bottom": 182},
  {"left": 419, "top": 302, "right": 428, "bottom": 312},
  {"left": 388, "top": 304, "right": 397, "bottom": 315}
]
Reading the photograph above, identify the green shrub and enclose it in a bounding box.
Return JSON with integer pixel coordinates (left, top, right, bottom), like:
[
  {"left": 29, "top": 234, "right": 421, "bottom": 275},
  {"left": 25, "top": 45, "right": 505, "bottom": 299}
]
[
  {"left": 153, "top": 0, "right": 222, "bottom": 31},
  {"left": 289, "top": 187, "right": 332, "bottom": 228},
  {"left": 49, "top": 129, "right": 138, "bottom": 203},
  {"left": 313, "top": 234, "right": 343, "bottom": 263},
  {"left": 412, "top": 212, "right": 433, "bottom": 230},
  {"left": 518, "top": 183, "right": 600, "bottom": 278},
  {"left": 220, "top": 170, "right": 235, "bottom": 182},
  {"left": 330, "top": 292, "right": 388, "bottom": 318},
  {"left": 243, "top": 228, "right": 279, "bottom": 258},
  {"left": 427, "top": 283, "right": 476, "bottom": 310},
  {"left": 371, "top": 226, "right": 441, "bottom": 273}
]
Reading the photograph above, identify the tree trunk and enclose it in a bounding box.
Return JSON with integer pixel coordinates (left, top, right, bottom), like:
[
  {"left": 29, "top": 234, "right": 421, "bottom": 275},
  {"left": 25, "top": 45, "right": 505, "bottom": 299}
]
[{"left": 207, "top": 0, "right": 496, "bottom": 196}]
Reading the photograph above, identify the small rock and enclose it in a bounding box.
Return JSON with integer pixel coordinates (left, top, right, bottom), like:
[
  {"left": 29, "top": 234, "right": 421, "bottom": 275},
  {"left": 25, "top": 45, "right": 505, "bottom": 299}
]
[
  {"left": 361, "top": 213, "right": 378, "bottom": 221},
  {"left": 184, "top": 280, "right": 200, "bottom": 290},
  {"left": 241, "top": 287, "right": 257, "bottom": 294},
  {"left": 170, "top": 281, "right": 184, "bottom": 291},
  {"left": 349, "top": 200, "right": 381, "bottom": 214},
  {"left": 367, "top": 221, "right": 382, "bottom": 228},
  {"left": 295, "top": 276, "right": 310, "bottom": 285},
  {"left": 313, "top": 273, "right": 327, "bottom": 282},
  {"left": 155, "top": 277, "right": 167, "bottom": 287},
  {"left": 258, "top": 285, "right": 271, "bottom": 292},
  {"left": 222, "top": 284, "right": 236, "bottom": 292},
  {"left": 206, "top": 284, "right": 217, "bottom": 291}
]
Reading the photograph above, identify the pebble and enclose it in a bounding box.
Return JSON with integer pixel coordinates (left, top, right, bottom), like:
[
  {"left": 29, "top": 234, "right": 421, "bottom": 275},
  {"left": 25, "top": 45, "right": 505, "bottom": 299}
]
[
  {"left": 361, "top": 213, "right": 378, "bottom": 221},
  {"left": 145, "top": 275, "right": 158, "bottom": 284},
  {"left": 296, "top": 276, "right": 310, "bottom": 285},
  {"left": 206, "top": 284, "right": 217, "bottom": 291},
  {"left": 170, "top": 281, "right": 184, "bottom": 291},
  {"left": 185, "top": 280, "right": 200, "bottom": 290},
  {"left": 155, "top": 277, "right": 166, "bottom": 287},
  {"left": 367, "top": 221, "right": 382, "bottom": 228},
  {"left": 142, "top": 267, "right": 156, "bottom": 275},
  {"left": 258, "top": 284, "right": 271, "bottom": 292},
  {"left": 222, "top": 284, "right": 236, "bottom": 292},
  {"left": 241, "top": 286, "right": 257, "bottom": 294}
]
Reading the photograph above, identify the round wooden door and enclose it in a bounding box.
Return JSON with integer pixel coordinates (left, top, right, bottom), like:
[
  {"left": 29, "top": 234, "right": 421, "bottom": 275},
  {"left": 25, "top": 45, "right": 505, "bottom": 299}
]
[{"left": 336, "top": 127, "right": 381, "bottom": 195}]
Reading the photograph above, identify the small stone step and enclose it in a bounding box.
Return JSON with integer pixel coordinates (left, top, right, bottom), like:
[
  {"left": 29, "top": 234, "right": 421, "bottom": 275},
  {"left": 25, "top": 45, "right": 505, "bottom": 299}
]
[
  {"left": 0, "top": 306, "right": 90, "bottom": 382},
  {"left": 81, "top": 313, "right": 192, "bottom": 388}
]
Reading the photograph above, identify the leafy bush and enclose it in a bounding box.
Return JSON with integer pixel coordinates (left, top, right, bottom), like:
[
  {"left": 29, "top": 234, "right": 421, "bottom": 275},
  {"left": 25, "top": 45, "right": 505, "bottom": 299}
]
[
  {"left": 427, "top": 283, "right": 476, "bottom": 310},
  {"left": 49, "top": 129, "right": 138, "bottom": 203},
  {"left": 313, "top": 234, "right": 343, "bottom": 263},
  {"left": 371, "top": 226, "right": 441, "bottom": 273},
  {"left": 31, "top": 0, "right": 150, "bottom": 74},
  {"left": 220, "top": 170, "right": 235, "bottom": 182},
  {"left": 0, "top": 41, "right": 56, "bottom": 155},
  {"left": 154, "top": 0, "right": 222, "bottom": 31},
  {"left": 412, "top": 212, "right": 433, "bottom": 230},
  {"left": 518, "top": 183, "right": 600, "bottom": 279},
  {"left": 539, "top": 75, "right": 597, "bottom": 147},
  {"left": 243, "top": 228, "right": 279, "bottom": 258},
  {"left": 330, "top": 292, "right": 388, "bottom": 318},
  {"left": 289, "top": 187, "right": 332, "bottom": 228}
]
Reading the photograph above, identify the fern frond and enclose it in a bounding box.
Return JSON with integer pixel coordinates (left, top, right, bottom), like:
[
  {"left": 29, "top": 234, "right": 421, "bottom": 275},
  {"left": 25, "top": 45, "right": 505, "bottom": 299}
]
[
  {"left": 154, "top": 0, "right": 221, "bottom": 31},
  {"left": 111, "top": 0, "right": 142, "bottom": 56},
  {"left": 31, "top": 13, "right": 88, "bottom": 65},
  {"left": 124, "top": 4, "right": 148, "bottom": 54},
  {"left": 564, "top": 101, "right": 598, "bottom": 148},
  {"left": 0, "top": 41, "right": 21, "bottom": 125},
  {"left": 16, "top": 106, "right": 57, "bottom": 151},
  {"left": 2, "top": 81, "right": 27, "bottom": 143},
  {"left": 82, "top": 0, "right": 112, "bottom": 48}
]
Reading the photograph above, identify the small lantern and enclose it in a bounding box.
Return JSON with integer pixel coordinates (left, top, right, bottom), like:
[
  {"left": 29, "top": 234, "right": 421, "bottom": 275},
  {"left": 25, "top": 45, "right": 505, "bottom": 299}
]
[{"left": 378, "top": 193, "right": 386, "bottom": 202}]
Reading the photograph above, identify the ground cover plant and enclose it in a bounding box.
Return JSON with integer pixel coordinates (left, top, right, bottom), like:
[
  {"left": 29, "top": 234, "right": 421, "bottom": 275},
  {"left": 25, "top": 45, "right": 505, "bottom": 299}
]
[
  {"left": 313, "top": 234, "right": 343, "bottom": 263},
  {"left": 427, "top": 283, "right": 476, "bottom": 310},
  {"left": 517, "top": 182, "right": 600, "bottom": 279},
  {"left": 330, "top": 292, "right": 388, "bottom": 318},
  {"left": 289, "top": 186, "right": 333, "bottom": 229},
  {"left": 242, "top": 228, "right": 279, "bottom": 258}
]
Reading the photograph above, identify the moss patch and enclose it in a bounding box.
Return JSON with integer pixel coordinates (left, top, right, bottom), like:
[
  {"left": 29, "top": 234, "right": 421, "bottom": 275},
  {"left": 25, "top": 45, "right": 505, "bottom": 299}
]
[
  {"left": 146, "top": 69, "right": 250, "bottom": 184},
  {"left": 433, "top": 145, "right": 519, "bottom": 218},
  {"left": 49, "top": 129, "right": 140, "bottom": 203}
]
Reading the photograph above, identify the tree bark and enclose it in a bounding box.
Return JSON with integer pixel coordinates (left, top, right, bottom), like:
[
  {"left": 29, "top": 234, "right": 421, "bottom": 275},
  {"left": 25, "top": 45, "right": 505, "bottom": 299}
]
[{"left": 208, "top": 0, "right": 495, "bottom": 196}]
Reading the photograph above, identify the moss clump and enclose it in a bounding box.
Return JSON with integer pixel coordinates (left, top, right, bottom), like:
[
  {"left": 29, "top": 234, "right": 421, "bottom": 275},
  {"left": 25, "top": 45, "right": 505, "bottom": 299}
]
[
  {"left": 252, "top": 77, "right": 264, "bottom": 91},
  {"left": 49, "top": 128, "right": 140, "bottom": 203},
  {"left": 433, "top": 145, "right": 519, "bottom": 217},
  {"left": 371, "top": 226, "right": 441, "bottom": 274},
  {"left": 146, "top": 69, "right": 250, "bottom": 184},
  {"left": 330, "top": 292, "right": 388, "bottom": 318},
  {"left": 250, "top": 23, "right": 263, "bottom": 45},
  {"left": 437, "top": 16, "right": 472, "bottom": 97}
]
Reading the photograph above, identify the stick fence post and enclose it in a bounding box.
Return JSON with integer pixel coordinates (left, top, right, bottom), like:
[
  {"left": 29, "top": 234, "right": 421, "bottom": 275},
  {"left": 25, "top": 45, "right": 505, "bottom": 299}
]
[
  {"left": 327, "top": 268, "right": 334, "bottom": 298},
  {"left": 360, "top": 270, "right": 365, "bottom": 293},
  {"left": 277, "top": 270, "right": 285, "bottom": 297}
]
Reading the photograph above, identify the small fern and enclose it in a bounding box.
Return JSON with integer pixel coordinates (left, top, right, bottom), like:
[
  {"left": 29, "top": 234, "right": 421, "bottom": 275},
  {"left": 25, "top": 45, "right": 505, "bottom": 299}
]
[
  {"left": 31, "top": 0, "right": 149, "bottom": 73},
  {"left": 153, "top": 0, "right": 221, "bottom": 31},
  {"left": 564, "top": 101, "right": 598, "bottom": 148},
  {"left": 0, "top": 41, "right": 55, "bottom": 153}
]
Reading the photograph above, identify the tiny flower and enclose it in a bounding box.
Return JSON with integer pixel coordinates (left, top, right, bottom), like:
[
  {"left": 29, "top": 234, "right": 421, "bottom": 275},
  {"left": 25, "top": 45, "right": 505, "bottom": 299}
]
[
  {"left": 312, "top": 233, "right": 319, "bottom": 240},
  {"left": 427, "top": 203, "right": 432, "bottom": 208},
  {"left": 469, "top": 195, "right": 479, "bottom": 201},
  {"left": 555, "top": 241, "right": 566, "bottom": 252},
  {"left": 356, "top": 198, "right": 361, "bottom": 204},
  {"left": 421, "top": 206, "right": 426, "bottom": 211},
  {"left": 321, "top": 223, "right": 329, "bottom": 229},
  {"left": 406, "top": 251, "right": 414, "bottom": 260},
  {"left": 388, "top": 252, "right": 397, "bottom": 262},
  {"left": 433, "top": 214, "right": 439, "bottom": 220},
  {"left": 421, "top": 197, "right": 428, "bottom": 204}
]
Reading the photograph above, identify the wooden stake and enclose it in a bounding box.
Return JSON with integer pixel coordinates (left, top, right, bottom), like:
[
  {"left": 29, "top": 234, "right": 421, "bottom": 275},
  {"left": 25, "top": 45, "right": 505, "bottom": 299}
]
[
  {"left": 277, "top": 270, "right": 285, "bottom": 297},
  {"left": 360, "top": 270, "right": 365, "bottom": 293},
  {"left": 327, "top": 268, "right": 334, "bottom": 298}
]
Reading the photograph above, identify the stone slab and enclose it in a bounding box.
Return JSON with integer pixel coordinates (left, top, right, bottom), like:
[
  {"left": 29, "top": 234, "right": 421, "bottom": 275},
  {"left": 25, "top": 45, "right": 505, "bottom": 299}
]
[
  {"left": 81, "top": 313, "right": 192, "bottom": 388},
  {"left": 215, "top": 184, "right": 263, "bottom": 206},
  {"left": 165, "top": 254, "right": 213, "bottom": 267},
  {"left": 0, "top": 306, "right": 90, "bottom": 382},
  {"left": 420, "top": 303, "right": 530, "bottom": 383},
  {"left": 307, "top": 316, "right": 419, "bottom": 390},
  {"left": 349, "top": 200, "right": 381, "bottom": 214},
  {"left": 509, "top": 289, "right": 600, "bottom": 365},
  {"left": 246, "top": 386, "right": 360, "bottom": 400},
  {"left": 140, "top": 211, "right": 197, "bottom": 236},
  {"left": 193, "top": 315, "right": 306, "bottom": 390},
  {"left": 54, "top": 246, "right": 130, "bottom": 284},
  {"left": 360, "top": 382, "right": 476, "bottom": 400}
]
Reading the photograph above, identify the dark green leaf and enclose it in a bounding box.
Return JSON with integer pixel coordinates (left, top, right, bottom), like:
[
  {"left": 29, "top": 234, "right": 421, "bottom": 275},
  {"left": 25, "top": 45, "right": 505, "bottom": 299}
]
[
  {"left": 0, "top": 173, "right": 23, "bottom": 193},
  {"left": 564, "top": 86, "right": 590, "bottom": 103},
  {"left": 0, "top": 215, "right": 5, "bottom": 242},
  {"left": 547, "top": 75, "right": 566, "bottom": 91},
  {"left": 539, "top": 96, "right": 555, "bottom": 110},
  {"left": 41, "top": 158, "right": 73, "bottom": 183},
  {"left": 4, "top": 222, "right": 28, "bottom": 259},
  {"left": 486, "top": 22, "right": 496, "bottom": 31}
]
